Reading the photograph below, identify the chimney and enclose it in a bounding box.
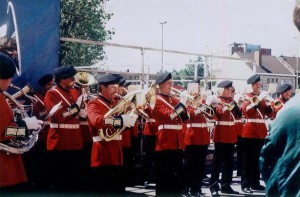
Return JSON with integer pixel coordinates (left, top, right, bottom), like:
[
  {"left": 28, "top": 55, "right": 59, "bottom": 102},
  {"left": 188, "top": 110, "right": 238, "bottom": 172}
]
[{"left": 254, "top": 50, "right": 262, "bottom": 66}]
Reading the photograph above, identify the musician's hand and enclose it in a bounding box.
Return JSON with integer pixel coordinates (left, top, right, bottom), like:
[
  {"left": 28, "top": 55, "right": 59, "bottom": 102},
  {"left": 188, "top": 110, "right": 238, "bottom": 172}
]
[
  {"left": 76, "top": 93, "right": 88, "bottom": 107},
  {"left": 179, "top": 90, "right": 189, "bottom": 106},
  {"left": 22, "top": 116, "right": 43, "bottom": 130},
  {"left": 121, "top": 114, "right": 138, "bottom": 127},
  {"left": 258, "top": 91, "right": 268, "bottom": 101},
  {"left": 222, "top": 106, "right": 229, "bottom": 112},
  {"left": 78, "top": 109, "right": 87, "bottom": 118}
]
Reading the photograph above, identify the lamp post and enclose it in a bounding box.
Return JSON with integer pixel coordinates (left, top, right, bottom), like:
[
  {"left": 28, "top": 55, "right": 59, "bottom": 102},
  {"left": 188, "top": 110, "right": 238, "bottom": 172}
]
[
  {"left": 160, "top": 21, "right": 167, "bottom": 74},
  {"left": 294, "top": 36, "right": 299, "bottom": 89}
]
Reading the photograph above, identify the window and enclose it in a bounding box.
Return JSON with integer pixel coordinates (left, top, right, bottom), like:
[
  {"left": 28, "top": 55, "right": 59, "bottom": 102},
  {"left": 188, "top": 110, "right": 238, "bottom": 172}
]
[
  {"left": 271, "top": 78, "right": 274, "bottom": 83},
  {"left": 267, "top": 78, "right": 270, "bottom": 83}
]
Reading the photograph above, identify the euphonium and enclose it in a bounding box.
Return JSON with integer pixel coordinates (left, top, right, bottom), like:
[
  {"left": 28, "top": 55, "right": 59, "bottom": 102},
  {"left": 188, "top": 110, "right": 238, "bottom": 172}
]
[
  {"left": 243, "top": 94, "right": 259, "bottom": 105},
  {"left": 263, "top": 95, "right": 282, "bottom": 109},
  {"left": 1, "top": 86, "right": 41, "bottom": 154},
  {"left": 98, "top": 90, "right": 145, "bottom": 142},
  {"left": 170, "top": 87, "right": 202, "bottom": 109}
]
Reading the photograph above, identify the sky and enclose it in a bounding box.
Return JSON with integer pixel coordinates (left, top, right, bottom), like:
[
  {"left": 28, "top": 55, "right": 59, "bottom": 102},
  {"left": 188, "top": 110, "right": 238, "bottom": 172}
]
[{"left": 103, "top": 0, "right": 299, "bottom": 74}]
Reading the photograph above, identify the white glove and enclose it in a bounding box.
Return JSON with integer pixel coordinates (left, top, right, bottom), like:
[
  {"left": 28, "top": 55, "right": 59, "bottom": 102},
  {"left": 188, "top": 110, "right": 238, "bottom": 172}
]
[
  {"left": 179, "top": 90, "right": 189, "bottom": 106},
  {"left": 222, "top": 106, "right": 229, "bottom": 112},
  {"left": 78, "top": 109, "right": 87, "bottom": 118},
  {"left": 22, "top": 116, "right": 43, "bottom": 130},
  {"left": 258, "top": 91, "right": 268, "bottom": 101},
  {"left": 121, "top": 114, "right": 138, "bottom": 127},
  {"left": 76, "top": 93, "right": 88, "bottom": 107},
  {"left": 206, "top": 95, "right": 217, "bottom": 106}
]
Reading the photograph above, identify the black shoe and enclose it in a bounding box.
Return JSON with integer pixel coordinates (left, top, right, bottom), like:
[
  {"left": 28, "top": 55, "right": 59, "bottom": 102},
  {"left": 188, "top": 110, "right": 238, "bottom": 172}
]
[
  {"left": 221, "top": 185, "right": 239, "bottom": 194},
  {"left": 209, "top": 182, "right": 220, "bottom": 197},
  {"left": 251, "top": 185, "right": 265, "bottom": 190},
  {"left": 181, "top": 187, "right": 192, "bottom": 197},
  {"left": 242, "top": 187, "right": 253, "bottom": 193}
]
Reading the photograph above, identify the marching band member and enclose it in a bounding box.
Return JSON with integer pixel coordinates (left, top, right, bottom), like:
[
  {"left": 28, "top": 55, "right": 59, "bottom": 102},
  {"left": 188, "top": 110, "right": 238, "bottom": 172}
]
[
  {"left": 273, "top": 83, "right": 292, "bottom": 118},
  {"left": 44, "top": 66, "right": 85, "bottom": 192},
  {"left": 22, "top": 74, "right": 55, "bottom": 190},
  {"left": 183, "top": 92, "right": 212, "bottom": 197},
  {"left": 87, "top": 74, "right": 138, "bottom": 194},
  {"left": 118, "top": 76, "right": 136, "bottom": 186},
  {"left": 232, "top": 88, "right": 244, "bottom": 177},
  {"left": 0, "top": 52, "right": 42, "bottom": 190},
  {"left": 241, "top": 74, "right": 273, "bottom": 193},
  {"left": 150, "top": 72, "right": 189, "bottom": 196},
  {"left": 209, "top": 81, "right": 239, "bottom": 196}
]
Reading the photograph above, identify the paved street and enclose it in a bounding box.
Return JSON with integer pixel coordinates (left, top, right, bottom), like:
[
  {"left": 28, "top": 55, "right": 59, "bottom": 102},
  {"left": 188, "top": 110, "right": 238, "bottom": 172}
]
[{"left": 126, "top": 171, "right": 266, "bottom": 196}]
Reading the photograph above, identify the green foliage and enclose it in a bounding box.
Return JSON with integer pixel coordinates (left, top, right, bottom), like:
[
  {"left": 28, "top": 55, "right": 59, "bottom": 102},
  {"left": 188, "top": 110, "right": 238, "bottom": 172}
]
[
  {"left": 174, "top": 56, "right": 205, "bottom": 87},
  {"left": 60, "top": 0, "right": 114, "bottom": 67}
]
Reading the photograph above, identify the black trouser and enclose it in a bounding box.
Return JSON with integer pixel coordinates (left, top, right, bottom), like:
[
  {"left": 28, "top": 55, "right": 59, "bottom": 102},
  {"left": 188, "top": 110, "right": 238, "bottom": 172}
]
[
  {"left": 155, "top": 150, "right": 184, "bottom": 196},
  {"left": 123, "top": 147, "right": 134, "bottom": 186},
  {"left": 22, "top": 142, "right": 47, "bottom": 191},
  {"left": 241, "top": 138, "right": 264, "bottom": 189},
  {"left": 47, "top": 149, "right": 85, "bottom": 193},
  {"left": 143, "top": 135, "right": 156, "bottom": 183},
  {"left": 210, "top": 143, "right": 235, "bottom": 186},
  {"left": 236, "top": 136, "right": 243, "bottom": 176},
  {"left": 90, "top": 166, "right": 125, "bottom": 195},
  {"left": 80, "top": 142, "right": 93, "bottom": 192},
  {"left": 183, "top": 145, "right": 208, "bottom": 192}
]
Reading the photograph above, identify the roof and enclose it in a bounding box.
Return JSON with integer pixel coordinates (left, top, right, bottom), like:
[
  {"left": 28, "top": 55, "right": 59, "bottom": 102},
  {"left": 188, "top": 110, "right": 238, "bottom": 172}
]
[
  {"left": 279, "top": 56, "right": 300, "bottom": 72},
  {"left": 235, "top": 52, "right": 293, "bottom": 75}
]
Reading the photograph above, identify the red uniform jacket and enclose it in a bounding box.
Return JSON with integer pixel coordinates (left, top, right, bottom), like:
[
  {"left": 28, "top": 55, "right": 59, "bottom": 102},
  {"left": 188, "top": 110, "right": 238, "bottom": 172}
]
[
  {"left": 0, "top": 92, "right": 27, "bottom": 187},
  {"left": 44, "top": 86, "right": 83, "bottom": 150},
  {"left": 185, "top": 106, "right": 210, "bottom": 145},
  {"left": 151, "top": 93, "right": 188, "bottom": 151},
  {"left": 273, "top": 97, "right": 285, "bottom": 118},
  {"left": 87, "top": 96, "right": 123, "bottom": 167},
  {"left": 242, "top": 92, "right": 273, "bottom": 139},
  {"left": 143, "top": 106, "right": 157, "bottom": 136},
  {"left": 213, "top": 96, "right": 238, "bottom": 144},
  {"left": 33, "top": 91, "right": 49, "bottom": 142}
]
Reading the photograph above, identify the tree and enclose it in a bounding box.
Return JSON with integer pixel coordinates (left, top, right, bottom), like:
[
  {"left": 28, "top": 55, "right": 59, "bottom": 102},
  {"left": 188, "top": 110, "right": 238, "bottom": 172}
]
[
  {"left": 60, "top": 0, "right": 114, "bottom": 67},
  {"left": 175, "top": 56, "right": 205, "bottom": 87}
]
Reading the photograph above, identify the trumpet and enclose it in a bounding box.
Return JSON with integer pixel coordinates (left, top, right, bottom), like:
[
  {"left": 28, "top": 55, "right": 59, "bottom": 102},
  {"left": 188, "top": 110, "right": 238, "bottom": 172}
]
[
  {"left": 171, "top": 87, "right": 214, "bottom": 116},
  {"left": 263, "top": 95, "right": 282, "bottom": 109},
  {"left": 243, "top": 94, "right": 259, "bottom": 105},
  {"left": 211, "top": 98, "right": 235, "bottom": 111},
  {"left": 170, "top": 87, "right": 202, "bottom": 109}
]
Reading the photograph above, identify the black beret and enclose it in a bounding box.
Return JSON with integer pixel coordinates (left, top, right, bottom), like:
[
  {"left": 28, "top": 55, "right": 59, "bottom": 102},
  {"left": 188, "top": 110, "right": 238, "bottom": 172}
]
[
  {"left": 124, "top": 82, "right": 132, "bottom": 87},
  {"left": 155, "top": 72, "right": 172, "bottom": 85},
  {"left": 54, "top": 66, "right": 77, "bottom": 80},
  {"left": 38, "top": 74, "right": 54, "bottom": 86},
  {"left": 277, "top": 84, "right": 292, "bottom": 93},
  {"left": 97, "top": 74, "right": 121, "bottom": 85},
  {"left": 118, "top": 76, "right": 126, "bottom": 86},
  {"left": 0, "top": 52, "right": 16, "bottom": 79},
  {"left": 217, "top": 80, "right": 233, "bottom": 88},
  {"left": 247, "top": 74, "right": 260, "bottom": 84}
]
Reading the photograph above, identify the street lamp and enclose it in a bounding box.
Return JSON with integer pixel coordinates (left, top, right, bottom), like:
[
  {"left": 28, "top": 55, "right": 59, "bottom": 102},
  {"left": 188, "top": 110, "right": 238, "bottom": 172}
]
[{"left": 160, "top": 21, "right": 167, "bottom": 74}]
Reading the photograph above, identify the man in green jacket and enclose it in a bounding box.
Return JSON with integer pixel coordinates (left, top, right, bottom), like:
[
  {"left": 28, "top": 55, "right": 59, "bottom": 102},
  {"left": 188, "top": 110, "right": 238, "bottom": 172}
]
[{"left": 259, "top": 93, "right": 300, "bottom": 197}]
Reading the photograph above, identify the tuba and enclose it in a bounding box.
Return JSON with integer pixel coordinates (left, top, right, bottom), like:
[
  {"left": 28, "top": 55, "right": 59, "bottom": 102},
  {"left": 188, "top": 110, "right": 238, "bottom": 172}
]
[
  {"left": 74, "top": 71, "right": 97, "bottom": 104},
  {"left": 0, "top": 85, "right": 41, "bottom": 154}
]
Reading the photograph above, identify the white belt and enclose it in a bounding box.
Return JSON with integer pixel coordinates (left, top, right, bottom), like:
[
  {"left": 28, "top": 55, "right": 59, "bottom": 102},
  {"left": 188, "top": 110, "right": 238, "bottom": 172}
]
[
  {"left": 79, "top": 121, "right": 89, "bottom": 125},
  {"left": 235, "top": 120, "right": 243, "bottom": 123},
  {"left": 246, "top": 119, "right": 265, "bottom": 123},
  {"left": 186, "top": 123, "right": 207, "bottom": 128},
  {"left": 146, "top": 119, "right": 156, "bottom": 123},
  {"left": 158, "top": 124, "right": 183, "bottom": 130},
  {"left": 92, "top": 135, "right": 122, "bottom": 142},
  {"left": 50, "top": 123, "right": 80, "bottom": 129},
  {"left": 215, "top": 121, "right": 235, "bottom": 126}
]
